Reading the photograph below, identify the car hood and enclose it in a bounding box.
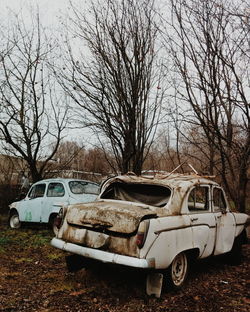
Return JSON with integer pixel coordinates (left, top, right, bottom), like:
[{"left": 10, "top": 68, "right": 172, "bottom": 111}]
[{"left": 65, "top": 200, "right": 157, "bottom": 234}]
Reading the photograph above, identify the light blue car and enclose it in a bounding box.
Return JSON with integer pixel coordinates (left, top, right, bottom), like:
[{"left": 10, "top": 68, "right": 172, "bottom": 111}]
[{"left": 9, "top": 178, "right": 99, "bottom": 234}]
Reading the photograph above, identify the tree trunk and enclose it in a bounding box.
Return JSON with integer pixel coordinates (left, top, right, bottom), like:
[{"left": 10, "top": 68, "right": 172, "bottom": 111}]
[
  {"left": 237, "top": 168, "right": 248, "bottom": 213},
  {"left": 29, "top": 161, "right": 43, "bottom": 183}
]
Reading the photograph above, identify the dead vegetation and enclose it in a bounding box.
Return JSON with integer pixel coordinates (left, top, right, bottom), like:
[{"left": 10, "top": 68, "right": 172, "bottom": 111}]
[{"left": 0, "top": 216, "right": 249, "bottom": 312}]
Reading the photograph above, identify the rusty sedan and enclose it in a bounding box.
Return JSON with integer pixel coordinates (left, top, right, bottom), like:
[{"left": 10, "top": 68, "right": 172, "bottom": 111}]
[{"left": 51, "top": 173, "right": 249, "bottom": 297}]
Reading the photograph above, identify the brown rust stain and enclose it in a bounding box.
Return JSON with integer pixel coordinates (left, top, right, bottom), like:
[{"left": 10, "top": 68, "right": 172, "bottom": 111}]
[
  {"left": 65, "top": 201, "right": 157, "bottom": 234},
  {"left": 61, "top": 225, "right": 139, "bottom": 257}
]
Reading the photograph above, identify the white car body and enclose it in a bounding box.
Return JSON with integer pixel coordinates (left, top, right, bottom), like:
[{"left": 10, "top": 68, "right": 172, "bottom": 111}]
[
  {"left": 9, "top": 178, "right": 99, "bottom": 227},
  {"left": 51, "top": 173, "right": 249, "bottom": 295}
]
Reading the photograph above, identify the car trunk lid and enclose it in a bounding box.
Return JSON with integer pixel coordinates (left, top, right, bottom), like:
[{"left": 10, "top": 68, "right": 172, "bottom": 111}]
[{"left": 66, "top": 200, "right": 157, "bottom": 234}]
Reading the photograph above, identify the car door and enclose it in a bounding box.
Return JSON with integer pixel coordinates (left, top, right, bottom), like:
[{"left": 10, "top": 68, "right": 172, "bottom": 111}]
[
  {"left": 41, "top": 181, "right": 68, "bottom": 223},
  {"left": 212, "top": 187, "right": 236, "bottom": 255},
  {"left": 187, "top": 185, "right": 216, "bottom": 258},
  {"left": 18, "top": 183, "right": 46, "bottom": 222}
]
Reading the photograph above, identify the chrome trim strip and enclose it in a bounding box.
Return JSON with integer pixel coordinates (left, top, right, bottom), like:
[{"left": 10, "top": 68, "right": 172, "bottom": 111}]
[{"left": 155, "top": 223, "right": 216, "bottom": 235}]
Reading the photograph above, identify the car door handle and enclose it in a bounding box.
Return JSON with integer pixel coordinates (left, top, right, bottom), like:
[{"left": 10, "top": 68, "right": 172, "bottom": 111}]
[{"left": 191, "top": 217, "right": 198, "bottom": 222}]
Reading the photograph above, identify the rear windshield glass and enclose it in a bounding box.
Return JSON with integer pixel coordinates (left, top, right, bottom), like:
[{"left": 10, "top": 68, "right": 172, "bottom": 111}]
[
  {"left": 101, "top": 182, "right": 171, "bottom": 207},
  {"left": 69, "top": 181, "right": 99, "bottom": 195}
]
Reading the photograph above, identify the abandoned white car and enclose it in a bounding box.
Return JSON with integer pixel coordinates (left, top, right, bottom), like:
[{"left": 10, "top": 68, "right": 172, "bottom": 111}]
[
  {"left": 51, "top": 173, "right": 249, "bottom": 297},
  {"left": 9, "top": 178, "right": 99, "bottom": 234}
]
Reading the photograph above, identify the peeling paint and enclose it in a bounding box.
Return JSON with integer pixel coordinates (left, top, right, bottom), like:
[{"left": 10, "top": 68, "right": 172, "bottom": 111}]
[{"left": 65, "top": 201, "right": 157, "bottom": 234}]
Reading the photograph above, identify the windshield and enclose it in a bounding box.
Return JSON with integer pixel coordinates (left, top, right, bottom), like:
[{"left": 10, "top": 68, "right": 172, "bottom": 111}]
[
  {"left": 100, "top": 182, "right": 171, "bottom": 207},
  {"left": 69, "top": 181, "right": 99, "bottom": 195}
]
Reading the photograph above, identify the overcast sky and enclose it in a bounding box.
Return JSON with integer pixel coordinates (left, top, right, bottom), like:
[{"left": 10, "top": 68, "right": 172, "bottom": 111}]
[
  {"left": 0, "top": 0, "right": 75, "bottom": 26},
  {"left": 0, "top": 0, "right": 167, "bottom": 148},
  {"left": 0, "top": 0, "right": 97, "bottom": 146}
]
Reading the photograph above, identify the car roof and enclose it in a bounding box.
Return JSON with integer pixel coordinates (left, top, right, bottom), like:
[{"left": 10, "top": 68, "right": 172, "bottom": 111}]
[
  {"left": 102, "top": 173, "right": 219, "bottom": 192},
  {"left": 34, "top": 178, "right": 98, "bottom": 184},
  {"left": 100, "top": 173, "right": 221, "bottom": 216}
]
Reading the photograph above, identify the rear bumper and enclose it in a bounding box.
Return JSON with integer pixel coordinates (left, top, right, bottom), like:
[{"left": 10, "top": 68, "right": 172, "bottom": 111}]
[{"left": 51, "top": 238, "right": 155, "bottom": 269}]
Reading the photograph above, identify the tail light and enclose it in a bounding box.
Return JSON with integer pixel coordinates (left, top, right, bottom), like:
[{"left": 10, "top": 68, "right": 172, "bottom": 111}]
[{"left": 136, "top": 220, "right": 149, "bottom": 248}]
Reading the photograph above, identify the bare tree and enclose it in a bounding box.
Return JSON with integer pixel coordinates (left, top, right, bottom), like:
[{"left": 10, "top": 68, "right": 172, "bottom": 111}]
[
  {"left": 59, "top": 0, "right": 165, "bottom": 175},
  {"left": 0, "top": 155, "right": 16, "bottom": 185},
  {"left": 166, "top": 0, "right": 250, "bottom": 212},
  {"left": 0, "top": 11, "right": 69, "bottom": 182}
]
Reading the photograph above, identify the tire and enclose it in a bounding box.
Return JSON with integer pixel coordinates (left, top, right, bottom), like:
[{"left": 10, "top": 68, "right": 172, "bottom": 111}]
[
  {"left": 167, "top": 252, "right": 189, "bottom": 290},
  {"left": 49, "top": 214, "right": 59, "bottom": 236},
  {"left": 9, "top": 213, "right": 21, "bottom": 229},
  {"left": 65, "top": 254, "right": 86, "bottom": 272},
  {"left": 224, "top": 236, "right": 242, "bottom": 265}
]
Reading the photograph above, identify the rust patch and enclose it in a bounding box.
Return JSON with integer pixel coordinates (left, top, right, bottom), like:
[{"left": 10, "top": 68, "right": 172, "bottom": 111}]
[
  {"left": 66, "top": 201, "right": 157, "bottom": 234},
  {"left": 61, "top": 226, "right": 139, "bottom": 257}
]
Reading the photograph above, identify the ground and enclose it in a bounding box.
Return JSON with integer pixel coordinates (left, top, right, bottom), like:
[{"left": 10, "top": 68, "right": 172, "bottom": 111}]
[{"left": 0, "top": 216, "right": 249, "bottom": 312}]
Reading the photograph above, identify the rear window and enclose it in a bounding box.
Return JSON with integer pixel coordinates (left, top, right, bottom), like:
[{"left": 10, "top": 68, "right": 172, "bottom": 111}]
[
  {"left": 69, "top": 181, "right": 99, "bottom": 195},
  {"left": 100, "top": 182, "right": 171, "bottom": 207}
]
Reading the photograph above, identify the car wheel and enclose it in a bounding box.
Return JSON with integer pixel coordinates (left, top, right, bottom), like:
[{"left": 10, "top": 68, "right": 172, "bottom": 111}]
[
  {"left": 9, "top": 213, "right": 21, "bottom": 229},
  {"left": 167, "top": 252, "right": 188, "bottom": 290},
  {"left": 65, "top": 254, "right": 86, "bottom": 272},
  {"left": 224, "top": 236, "right": 243, "bottom": 265},
  {"left": 49, "top": 214, "right": 59, "bottom": 236}
]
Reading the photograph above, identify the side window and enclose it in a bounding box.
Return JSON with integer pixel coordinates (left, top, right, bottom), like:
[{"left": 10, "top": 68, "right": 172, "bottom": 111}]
[
  {"left": 28, "top": 184, "right": 46, "bottom": 199},
  {"left": 213, "top": 188, "right": 227, "bottom": 212},
  {"left": 47, "top": 183, "right": 65, "bottom": 197},
  {"left": 188, "top": 186, "right": 209, "bottom": 212}
]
